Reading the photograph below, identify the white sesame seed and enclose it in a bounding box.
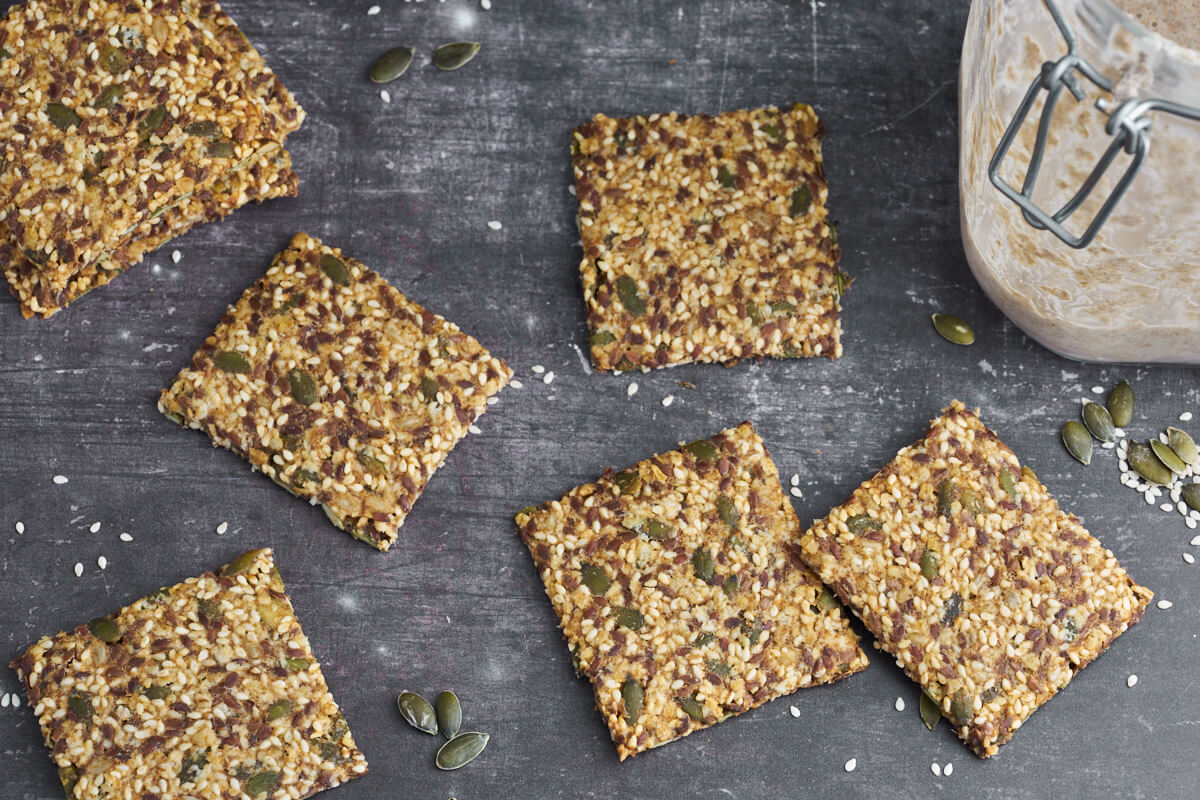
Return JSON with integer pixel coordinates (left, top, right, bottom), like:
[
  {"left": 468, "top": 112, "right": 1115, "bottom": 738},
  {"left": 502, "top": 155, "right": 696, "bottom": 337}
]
[
  {"left": 171, "top": 249, "right": 181, "bottom": 264},
  {"left": 1161, "top": 502, "right": 1175, "bottom": 512},
  {"left": 662, "top": 395, "right": 675, "bottom": 407},
  {"left": 89, "top": 521, "right": 101, "bottom": 533},
  {"left": 481, "top": 0, "right": 491, "bottom": 8},
  {"left": 1182, "top": 412, "right": 1194, "bottom": 422},
  {"left": 931, "top": 762, "right": 941, "bottom": 777},
  {"left": 568, "top": 184, "right": 576, "bottom": 195},
  {"left": 216, "top": 521, "right": 228, "bottom": 535},
  {"left": 119, "top": 533, "right": 133, "bottom": 542},
  {"left": 1188, "top": 517, "right": 1198, "bottom": 529},
  {"left": 380, "top": 89, "right": 391, "bottom": 103},
  {"left": 52, "top": 475, "right": 68, "bottom": 485},
  {"left": 1191, "top": 535, "right": 1200, "bottom": 546},
  {"left": 1115, "top": 428, "right": 1127, "bottom": 438},
  {"left": 1160, "top": 432, "right": 1170, "bottom": 444},
  {"left": 1145, "top": 493, "right": 1157, "bottom": 505},
  {"left": 943, "top": 763, "right": 953, "bottom": 777},
  {"left": 790, "top": 487, "right": 803, "bottom": 498},
  {"left": 10, "top": 694, "right": 18, "bottom": 708},
  {"left": 1090, "top": 385, "right": 1104, "bottom": 394},
  {"left": 367, "top": 4, "right": 381, "bottom": 13},
  {"left": 487, "top": 220, "right": 503, "bottom": 230},
  {"left": 626, "top": 383, "right": 638, "bottom": 398},
  {"left": 531, "top": 365, "right": 546, "bottom": 374},
  {"left": 1127, "top": 674, "right": 1138, "bottom": 688},
  {"left": 543, "top": 371, "right": 555, "bottom": 385},
  {"left": 789, "top": 705, "right": 800, "bottom": 718},
  {"left": 0, "top": 694, "right": 8, "bottom": 708},
  {"left": 97, "top": 555, "right": 107, "bottom": 570},
  {"left": 790, "top": 473, "right": 800, "bottom": 486},
  {"left": 1101, "top": 441, "right": 1115, "bottom": 449},
  {"left": 15, "top": 521, "right": 24, "bottom": 534},
  {"left": 844, "top": 758, "right": 857, "bottom": 773},
  {"left": 510, "top": 379, "right": 524, "bottom": 389},
  {"left": 1180, "top": 501, "right": 1189, "bottom": 515},
  {"left": 1157, "top": 599, "right": 1173, "bottom": 610},
  {"left": 1184, "top": 553, "right": 1195, "bottom": 564},
  {"left": 894, "top": 697, "right": 905, "bottom": 712},
  {"left": 73, "top": 562, "right": 83, "bottom": 577},
  {"left": 468, "top": 424, "right": 482, "bottom": 435},
  {"left": 486, "top": 396, "right": 498, "bottom": 405}
]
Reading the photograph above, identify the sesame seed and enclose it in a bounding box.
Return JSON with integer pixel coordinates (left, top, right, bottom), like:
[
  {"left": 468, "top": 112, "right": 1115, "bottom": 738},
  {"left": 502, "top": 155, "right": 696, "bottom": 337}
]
[
  {"left": 1115, "top": 428, "right": 1127, "bottom": 438},
  {"left": 790, "top": 487, "right": 803, "bottom": 498},
  {"left": 90, "top": 521, "right": 101, "bottom": 533},
  {"left": 468, "top": 424, "right": 482, "bottom": 435},
  {"left": 380, "top": 89, "right": 391, "bottom": 103},
  {"left": 627, "top": 383, "right": 638, "bottom": 398},
  {"left": 790, "top": 473, "right": 800, "bottom": 486},
  {"left": 1101, "top": 441, "right": 1115, "bottom": 449},
  {"left": 1191, "top": 535, "right": 1200, "bottom": 546},
  {"left": 486, "top": 396, "right": 498, "bottom": 405},
  {"left": 943, "top": 763, "right": 953, "bottom": 776},
  {"left": 568, "top": 184, "right": 576, "bottom": 195},
  {"left": 367, "top": 4, "right": 381, "bottom": 13},
  {"left": 1157, "top": 599, "right": 1173, "bottom": 610},
  {"left": 15, "top": 521, "right": 24, "bottom": 534},
  {"left": 1182, "top": 412, "right": 1194, "bottom": 422},
  {"left": 481, "top": 0, "right": 491, "bottom": 8},
  {"left": 510, "top": 379, "right": 524, "bottom": 389},
  {"left": 216, "top": 521, "right": 229, "bottom": 535},
  {"left": 1186, "top": 517, "right": 1196, "bottom": 529},
  {"left": 1090, "top": 385, "right": 1104, "bottom": 394},
  {"left": 119, "top": 533, "right": 133, "bottom": 542},
  {"left": 543, "top": 371, "right": 555, "bottom": 385},
  {"left": 1127, "top": 674, "right": 1138, "bottom": 688},
  {"left": 1184, "top": 553, "right": 1195, "bottom": 564},
  {"left": 931, "top": 762, "right": 941, "bottom": 777},
  {"left": 1161, "top": 502, "right": 1175, "bottom": 512},
  {"left": 531, "top": 365, "right": 545, "bottom": 374},
  {"left": 73, "top": 562, "right": 83, "bottom": 577},
  {"left": 487, "top": 220, "right": 503, "bottom": 230},
  {"left": 844, "top": 757, "right": 857, "bottom": 773},
  {"left": 97, "top": 555, "right": 107, "bottom": 570},
  {"left": 171, "top": 249, "right": 182, "bottom": 264},
  {"left": 789, "top": 705, "right": 800, "bottom": 718},
  {"left": 662, "top": 395, "right": 675, "bottom": 407},
  {"left": 894, "top": 697, "right": 905, "bottom": 712},
  {"left": 52, "top": 475, "right": 68, "bottom": 485}
]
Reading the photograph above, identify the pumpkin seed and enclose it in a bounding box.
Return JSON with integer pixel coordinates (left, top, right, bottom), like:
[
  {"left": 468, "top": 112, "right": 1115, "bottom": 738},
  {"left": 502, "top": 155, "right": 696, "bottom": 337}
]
[
  {"left": 961, "top": 488, "right": 985, "bottom": 515},
  {"left": 178, "top": 748, "right": 208, "bottom": 784},
  {"left": 999, "top": 469, "right": 1020, "bottom": 500},
  {"left": 1181, "top": 484, "right": 1200, "bottom": 512},
  {"left": 676, "top": 694, "right": 705, "bottom": 722},
  {"left": 919, "top": 548, "right": 938, "bottom": 580},
  {"left": 931, "top": 313, "right": 975, "bottom": 345},
  {"left": 745, "top": 300, "right": 764, "bottom": 323},
  {"left": 242, "top": 771, "right": 280, "bottom": 798},
  {"left": 580, "top": 563, "right": 611, "bottom": 595},
  {"left": 435, "top": 690, "right": 462, "bottom": 739},
  {"left": 46, "top": 101, "right": 81, "bottom": 130},
  {"left": 59, "top": 765, "right": 79, "bottom": 796},
  {"left": 763, "top": 123, "right": 782, "bottom": 140},
  {"left": 717, "top": 164, "right": 735, "bottom": 189},
  {"left": 1167, "top": 426, "right": 1199, "bottom": 466},
  {"left": 213, "top": 350, "right": 251, "bottom": 373},
  {"left": 138, "top": 104, "right": 166, "bottom": 137},
  {"left": 287, "top": 368, "right": 318, "bottom": 405},
  {"left": 319, "top": 253, "right": 351, "bottom": 285},
  {"left": 816, "top": 586, "right": 839, "bottom": 611},
  {"left": 692, "top": 547, "right": 714, "bottom": 581},
  {"left": 197, "top": 598, "right": 222, "bottom": 621},
  {"left": 1081, "top": 402, "right": 1115, "bottom": 443},
  {"left": 1150, "top": 439, "right": 1188, "bottom": 475},
  {"left": 419, "top": 376, "right": 440, "bottom": 404},
  {"left": 370, "top": 46, "right": 415, "bottom": 83},
  {"left": 615, "top": 275, "right": 646, "bottom": 316},
  {"left": 1107, "top": 379, "right": 1134, "bottom": 428},
  {"left": 770, "top": 300, "right": 796, "bottom": 315},
  {"left": 207, "top": 140, "right": 235, "bottom": 158},
  {"left": 222, "top": 549, "right": 266, "bottom": 576},
  {"left": 693, "top": 632, "right": 715, "bottom": 648},
  {"left": 590, "top": 330, "right": 616, "bottom": 346},
  {"left": 683, "top": 438, "right": 719, "bottom": 463},
  {"left": 433, "top": 41, "right": 481, "bottom": 71},
  {"left": 185, "top": 120, "right": 221, "bottom": 138},
  {"left": 941, "top": 592, "right": 962, "bottom": 625},
  {"left": 706, "top": 658, "right": 731, "bottom": 676},
  {"left": 614, "top": 607, "right": 644, "bottom": 631},
  {"left": 142, "top": 684, "right": 171, "bottom": 700},
  {"left": 435, "top": 731, "right": 490, "bottom": 770},
  {"left": 99, "top": 45, "right": 127, "bottom": 74},
  {"left": 642, "top": 519, "right": 672, "bottom": 540},
  {"left": 919, "top": 690, "right": 940, "bottom": 730},
  {"left": 949, "top": 689, "right": 975, "bottom": 726},
  {"left": 397, "top": 691, "right": 438, "bottom": 735},
  {"left": 1127, "top": 441, "right": 1171, "bottom": 485},
  {"left": 614, "top": 469, "right": 642, "bottom": 494},
  {"left": 722, "top": 575, "right": 738, "bottom": 597},
  {"left": 846, "top": 513, "right": 876, "bottom": 533},
  {"left": 716, "top": 496, "right": 739, "bottom": 528},
  {"left": 92, "top": 83, "right": 126, "bottom": 110},
  {"left": 789, "top": 185, "right": 812, "bottom": 217},
  {"left": 285, "top": 657, "right": 311, "bottom": 672},
  {"left": 68, "top": 690, "right": 93, "bottom": 725},
  {"left": 936, "top": 478, "right": 958, "bottom": 518},
  {"left": 87, "top": 616, "right": 121, "bottom": 643},
  {"left": 265, "top": 699, "right": 293, "bottom": 721},
  {"left": 621, "top": 678, "right": 643, "bottom": 725},
  {"left": 1061, "top": 420, "right": 1093, "bottom": 465}
]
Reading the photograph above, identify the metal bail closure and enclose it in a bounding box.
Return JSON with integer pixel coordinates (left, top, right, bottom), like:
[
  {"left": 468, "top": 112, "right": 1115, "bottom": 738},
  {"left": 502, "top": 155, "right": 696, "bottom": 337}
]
[{"left": 987, "top": 0, "right": 1200, "bottom": 249}]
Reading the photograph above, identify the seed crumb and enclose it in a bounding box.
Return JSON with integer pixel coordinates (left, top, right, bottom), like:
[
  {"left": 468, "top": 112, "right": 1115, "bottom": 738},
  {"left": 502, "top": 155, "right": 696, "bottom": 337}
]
[
  {"left": 894, "top": 697, "right": 905, "bottom": 712},
  {"left": 468, "top": 424, "right": 482, "bottom": 435},
  {"left": 487, "top": 220, "right": 503, "bottom": 230},
  {"left": 119, "top": 533, "right": 133, "bottom": 542},
  {"left": 931, "top": 762, "right": 941, "bottom": 777},
  {"left": 171, "top": 249, "right": 182, "bottom": 264},
  {"left": 943, "top": 763, "right": 953, "bottom": 777},
  {"left": 216, "top": 521, "right": 229, "bottom": 535},
  {"left": 1184, "top": 552, "right": 1195, "bottom": 564},
  {"left": 1157, "top": 599, "right": 1173, "bottom": 609},
  {"left": 1181, "top": 412, "right": 1194, "bottom": 422},
  {"left": 510, "top": 379, "right": 524, "bottom": 389},
  {"left": 844, "top": 757, "right": 857, "bottom": 773},
  {"left": 543, "top": 371, "right": 555, "bottom": 385},
  {"left": 367, "top": 4, "right": 381, "bottom": 13},
  {"left": 380, "top": 89, "right": 391, "bottom": 103},
  {"left": 89, "top": 521, "right": 101, "bottom": 533},
  {"left": 662, "top": 395, "right": 675, "bottom": 407},
  {"left": 15, "top": 521, "right": 24, "bottom": 534},
  {"left": 531, "top": 365, "right": 546, "bottom": 374},
  {"left": 627, "top": 383, "right": 638, "bottom": 398},
  {"left": 97, "top": 555, "right": 107, "bottom": 570},
  {"left": 73, "top": 562, "right": 83, "bottom": 577},
  {"left": 1127, "top": 674, "right": 1138, "bottom": 688},
  {"left": 52, "top": 475, "right": 68, "bottom": 485},
  {"left": 789, "top": 705, "right": 800, "bottom": 718}
]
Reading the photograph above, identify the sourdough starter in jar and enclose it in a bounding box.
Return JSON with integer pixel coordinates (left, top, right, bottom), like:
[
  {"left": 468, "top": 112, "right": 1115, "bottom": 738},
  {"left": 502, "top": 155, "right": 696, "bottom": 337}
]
[{"left": 960, "top": 0, "right": 1200, "bottom": 363}]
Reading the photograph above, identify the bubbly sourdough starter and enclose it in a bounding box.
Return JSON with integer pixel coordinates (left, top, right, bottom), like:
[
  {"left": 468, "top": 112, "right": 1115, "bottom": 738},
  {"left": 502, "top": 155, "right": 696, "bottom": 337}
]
[
  {"left": 960, "top": 0, "right": 1200, "bottom": 362},
  {"left": 1118, "top": 0, "right": 1200, "bottom": 51}
]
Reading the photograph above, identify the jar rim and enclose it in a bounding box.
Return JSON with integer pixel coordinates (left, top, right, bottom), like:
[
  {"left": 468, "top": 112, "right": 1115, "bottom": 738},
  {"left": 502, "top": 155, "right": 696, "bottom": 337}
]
[{"left": 1074, "top": 0, "right": 1200, "bottom": 104}]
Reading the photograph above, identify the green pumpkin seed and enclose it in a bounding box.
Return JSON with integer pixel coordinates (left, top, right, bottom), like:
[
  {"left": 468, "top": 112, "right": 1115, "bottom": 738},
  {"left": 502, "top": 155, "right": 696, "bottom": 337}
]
[
  {"left": 185, "top": 120, "right": 221, "bottom": 138},
  {"left": 763, "top": 123, "right": 782, "bottom": 140},
  {"left": 580, "top": 563, "right": 611, "bottom": 595},
  {"left": 266, "top": 699, "right": 293, "bottom": 721},
  {"left": 790, "top": 185, "right": 812, "bottom": 217},
  {"left": 1062, "top": 617, "right": 1079, "bottom": 642},
  {"left": 419, "top": 376, "right": 441, "bottom": 404},
  {"left": 1081, "top": 402, "right": 1115, "bottom": 443},
  {"left": 435, "top": 690, "right": 462, "bottom": 739},
  {"left": 397, "top": 691, "right": 438, "bottom": 735},
  {"left": 370, "top": 46, "right": 415, "bottom": 83},
  {"left": 717, "top": 164, "right": 735, "bottom": 189},
  {"left": 435, "top": 731, "right": 489, "bottom": 770},
  {"left": 87, "top": 616, "right": 121, "bottom": 643},
  {"left": 92, "top": 83, "right": 126, "bottom": 110},
  {"left": 141, "top": 684, "right": 171, "bottom": 700},
  {"left": 614, "top": 470, "right": 642, "bottom": 495},
  {"left": 319, "top": 253, "right": 351, "bottom": 285},
  {"left": 613, "top": 607, "right": 644, "bottom": 631},
  {"left": 614, "top": 275, "right": 646, "bottom": 316},
  {"left": 949, "top": 689, "right": 975, "bottom": 726},
  {"left": 770, "top": 300, "right": 796, "bottom": 315},
  {"left": 222, "top": 549, "right": 266, "bottom": 576},
  {"left": 683, "top": 438, "right": 719, "bottom": 464},
  {"left": 1167, "top": 427, "right": 1199, "bottom": 466},
  {"left": 716, "top": 496, "right": 739, "bottom": 528},
  {"left": 213, "top": 350, "right": 251, "bottom": 374},
  {"left": 960, "top": 488, "right": 984, "bottom": 515},
  {"left": 919, "top": 548, "right": 938, "bottom": 580},
  {"left": 207, "top": 140, "right": 235, "bottom": 158},
  {"left": 931, "top": 313, "right": 975, "bottom": 345},
  {"left": 676, "top": 694, "right": 705, "bottom": 722},
  {"left": 706, "top": 658, "right": 731, "bottom": 676},
  {"left": 99, "top": 45, "right": 127, "bottom": 74},
  {"left": 642, "top": 519, "right": 672, "bottom": 540},
  {"left": 1107, "top": 380, "right": 1134, "bottom": 428},
  {"left": 722, "top": 575, "right": 738, "bottom": 597},
  {"left": 745, "top": 300, "right": 764, "bottom": 323},
  {"left": 846, "top": 513, "right": 876, "bottom": 533},
  {"left": 999, "top": 469, "right": 1020, "bottom": 500},
  {"left": 197, "top": 598, "right": 222, "bottom": 621},
  {"left": 1181, "top": 484, "right": 1200, "bottom": 512},
  {"left": 139, "top": 104, "right": 166, "bottom": 137},
  {"left": 621, "top": 678, "right": 643, "bottom": 725},
  {"left": 178, "top": 748, "right": 208, "bottom": 784},
  {"left": 285, "top": 657, "right": 311, "bottom": 672},
  {"left": 816, "top": 586, "right": 839, "bottom": 611},
  {"left": 433, "top": 41, "right": 481, "bottom": 71},
  {"left": 286, "top": 368, "right": 318, "bottom": 406},
  {"left": 936, "top": 478, "right": 958, "bottom": 518},
  {"left": 242, "top": 771, "right": 280, "bottom": 798},
  {"left": 356, "top": 449, "right": 387, "bottom": 476},
  {"left": 1127, "top": 441, "right": 1171, "bottom": 485},
  {"left": 590, "top": 330, "right": 616, "bottom": 346},
  {"left": 46, "top": 101, "right": 81, "bottom": 130},
  {"left": 68, "top": 690, "right": 93, "bottom": 725},
  {"left": 919, "top": 690, "right": 940, "bottom": 730},
  {"left": 692, "top": 547, "right": 714, "bottom": 581},
  {"left": 693, "top": 632, "right": 715, "bottom": 648},
  {"left": 58, "top": 765, "right": 79, "bottom": 796},
  {"left": 942, "top": 592, "right": 963, "bottom": 625},
  {"left": 1150, "top": 439, "right": 1188, "bottom": 475},
  {"left": 1061, "top": 420, "right": 1093, "bottom": 466}
]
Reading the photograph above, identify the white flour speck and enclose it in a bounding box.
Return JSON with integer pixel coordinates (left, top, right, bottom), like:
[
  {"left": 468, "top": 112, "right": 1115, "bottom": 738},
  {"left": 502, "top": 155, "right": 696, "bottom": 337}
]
[
  {"left": 487, "top": 220, "right": 503, "bottom": 230},
  {"left": 481, "top": 0, "right": 491, "bottom": 8},
  {"left": 74, "top": 562, "right": 83, "bottom": 577},
  {"left": 216, "top": 521, "right": 228, "bottom": 535},
  {"left": 97, "top": 555, "right": 107, "bottom": 570},
  {"left": 119, "top": 533, "right": 133, "bottom": 542},
  {"left": 661, "top": 395, "right": 675, "bottom": 407},
  {"left": 89, "top": 522, "right": 101, "bottom": 533},
  {"left": 627, "top": 383, "right": 638, "bottom": 398},
  {"left": 53, "top": 475, "right": 68, "bottom": 485},
  {"left": 15, "top": 521, "right": 24, "bottom": 534},
  {"left": 978, "top": 359, "right": 995, "bottom": 375},
  {"left": 543, "top": 371, "right": 555, "bottom": 385},
  {"left": 844, "top": 758, "right": 857, "bottom": 773}
]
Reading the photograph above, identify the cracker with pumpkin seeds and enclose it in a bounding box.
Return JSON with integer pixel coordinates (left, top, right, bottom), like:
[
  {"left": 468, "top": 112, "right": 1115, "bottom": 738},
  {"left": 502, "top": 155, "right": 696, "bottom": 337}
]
[
  {"left": 572, "top": 104, "right": 847, "bottom": 372},
  {"left": 797, "top": 401, "right": 1153, "bottom": 758},
  {"left": 159, "top": 233, "right": 512, "bottom": 551},
  {"left": 0, "top": 0, "right": 304, "bottom": 305},
  {"left": 8, "top": 548, "right": 367, "bottom": 800},
  {"left": 515, "top": 422, "right": 868, "bottom": 760}
]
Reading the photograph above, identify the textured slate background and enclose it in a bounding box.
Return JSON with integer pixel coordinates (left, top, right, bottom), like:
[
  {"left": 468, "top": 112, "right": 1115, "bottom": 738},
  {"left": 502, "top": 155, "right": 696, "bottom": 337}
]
[{"left": 2, "top": 1, "right": 1198, "bottom": 798}]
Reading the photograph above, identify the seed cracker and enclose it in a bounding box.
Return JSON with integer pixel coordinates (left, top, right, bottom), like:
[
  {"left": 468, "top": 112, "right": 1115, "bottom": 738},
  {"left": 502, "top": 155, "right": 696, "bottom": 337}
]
[
  {"left": 572, "top": 104, "right": 847, "bottom": 372},
  {"left": 515, "top": 422, "right": 868, "bottom": 760},
  {"left": 797, "top": 400, "right": 1152, "bottom": 757},
  {"left": 9, "top": 548, "right": 367, "bottom": 800},
  {"left": 159, "top": 233, "right": 512, "bottom": 551}
]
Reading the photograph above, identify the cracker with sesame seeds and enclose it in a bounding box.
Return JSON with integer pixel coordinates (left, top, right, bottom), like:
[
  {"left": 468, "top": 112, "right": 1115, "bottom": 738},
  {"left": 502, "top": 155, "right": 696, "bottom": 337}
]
[
  {"left": 159, "top": 233, "right": 512, "bottom": 551},
  {"left": 0, "top": 0, "right": 304, "bottom": 305},
  {"left": 797, "top": 400, "right": 1153, "bottom": 758},
  {"left": 9, "top": 548, "right": 368, "bottom": 800},
  {"left": 514, "top": 422, "right": 868, "bottom": 760},
  {"left": 572, "top": 104, "right": 847, "bottom": 372}
]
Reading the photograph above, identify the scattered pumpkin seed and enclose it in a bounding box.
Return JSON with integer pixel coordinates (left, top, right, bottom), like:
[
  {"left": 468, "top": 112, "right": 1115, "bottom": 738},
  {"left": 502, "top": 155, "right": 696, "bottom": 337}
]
[
  {"left": 949, "top": 689, "right": 975, "bottom": 726},
  {"left": 319, "top": 253, "right": 351, "bottom": 285},
  {"left": 1167, "top": 427, "right": 1199, "bottom": 466},
  {"left": 87, "top": 616, "right": 121, "bottom": 643},
  {"left": 789, "top": 185, "right": 812, "bottom": 217},
  {"left": 931, "top": 313, "right": 975, "bottom": 345},
  {"left": 141, "top": 685, "right": 171, "bottom": 700},
  {"left": 676, "top": 694, "right": 705, "bottom": 722},
  {"left": 716, "top": 164, "right": 735, "bottom": 189},
  {"left": 1107, "top": 379, "right": 1134, "bottom": 428},
  {"left": 266, "top": 699, "right": 293, "bottom": 722},
  {"left": 693, "top": 632, "right": 715, "bottom": 648},
  {"left": 919, "top": 548, "right": 938, "bottom": 580},
  {"left": 621, "top": 678, "right": 643, "bottom": 725},
  {"left": 1082, "top": 402, "right": 1115, "bottom": 442},
  {"left": 68, "top": 690, "right": 93, "bottom": 725},
  {"left": 213, "top": 350, "right": 250, "bottom": 374},
  {"left": 1150, "top": 439, "right": 1188, "bottom": 475},
  {"left": 613, "top": 607, "right": 644, "bottom": 631},
  {"left": 435, "top": 691, "right": 462, "bottom": 739},
  {"left": 397, "top": 691, "right": 438, "bottom": 735},
  {"left": 692, "top": 547, "right": 715, "bottom": 581},
  {"left": 370, "top": 46, "right": 415, "bottom": 83},
  {"left": 615, "top": 275, "right": 646, "bottom": 316},
  {"left": 1127, "top": 441, "right": 1171, "bottom": 485},
  {"left": 1181, "top": 484, "right": 1200, "bottom": 512},
  {"left": 846, "top": 513, "right": 876, "bottom": 533},
  {"left": 936, "top": 478, "right": 958, "bottom": 518},
  {"left": 919, "top": 690, "right": 940, "bottom": 730},
  {"left": 716, "top": 496, "right": 739, "bottom": 528},
  {"left": 242, "top": 771, "right": 280, "bottom": 798},
  {"left": 99, "top": 44, "right": 127, "bottom": 74},
  {"left": 435, "top": 731, "right": 489, "bottom": 770},
  {"left": 999, "top": 469, "right": 1020, "bottom": 500},
  {"left": 222, "top": 549, "right": 266, "bottom": 576},
  {"left": 683, "top": 438, "right": 719, "bottom": 463},
  {"left": 816, "top": 586, "right": 839, "bottom": 611},
  {"left": 433, "top": 41, "right": 481, "bottom": 71},
  {"left": 92, "top": 83, "right": 126, "bottom": 110},
  {"left": 580, "top": 563, "right": 611, "bottom": 595},
  {"left": 287, "top": 368, "right": 318, "bottom": 406},
  {"left": 46, "top": 101, "right": 81, "bottom": 130},
  {"left": 1061, "top": 420, "right": 1093, "bottom": 465}
]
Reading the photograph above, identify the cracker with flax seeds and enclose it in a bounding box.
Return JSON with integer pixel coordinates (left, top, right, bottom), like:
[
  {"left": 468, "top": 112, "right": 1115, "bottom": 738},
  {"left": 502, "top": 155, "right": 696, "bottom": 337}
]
[
  {"left": 159, "top": 233, "right": 512, "bottom": 551},
  {"left": 9, "top": 548, "right": 367, "bottom": 800},
  {"left": 515, "top": 422, "right": 868, "bottom": 760},
  {"left": 571, "top": 104, "right": 847, "bottom": 372},
  {"left": 797, "top": 401, "right": 1153, "bottom": 757}
]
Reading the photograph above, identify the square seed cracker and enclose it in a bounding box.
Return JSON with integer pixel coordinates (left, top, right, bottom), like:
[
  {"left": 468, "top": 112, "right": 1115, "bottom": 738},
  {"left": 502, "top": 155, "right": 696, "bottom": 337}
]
[
  {"left": 9, "top": 548, "right": 367, "bottom": 800},
  {"left": 797, "top": 400, "right": 1153, "bottom": 757},
  {"left": 572, "top": 104, "right": 847, "bottom": 372},
  {"left": 515, "top": 422, "right": 868, "bottom": 760},
  {"left": 159, "top": 233, "right": 512, "bottom": 551}
]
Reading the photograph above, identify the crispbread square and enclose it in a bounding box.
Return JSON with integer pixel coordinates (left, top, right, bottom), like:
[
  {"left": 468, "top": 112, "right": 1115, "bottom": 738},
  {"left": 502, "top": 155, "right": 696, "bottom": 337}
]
[
  {"left": 9, "top": 548, "right": 367, "bottom": 800},
  {"left": 571, "top": 104, "right": 847, "bottom": 372},
  {"left": 515, "top": 422, "right": 868, "bottom": 760},
  {"left": 159, "top": 233, "right": 512, "bottom": 551},
  {"left": 797, "top": 401, "right": 1153, "bottom": 757}
]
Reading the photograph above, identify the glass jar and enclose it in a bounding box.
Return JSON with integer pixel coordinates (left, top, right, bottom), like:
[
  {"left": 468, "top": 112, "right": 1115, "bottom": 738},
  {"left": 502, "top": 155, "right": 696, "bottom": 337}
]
[{"left": 960, "top": 0, "right": 1200, "bottom": 363}]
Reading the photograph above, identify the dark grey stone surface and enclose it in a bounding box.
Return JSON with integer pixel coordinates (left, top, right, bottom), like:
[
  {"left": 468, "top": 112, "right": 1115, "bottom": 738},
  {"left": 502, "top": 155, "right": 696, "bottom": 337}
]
[{"left": 1, "top": 1, "right": 1197, "bottom": 798}]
